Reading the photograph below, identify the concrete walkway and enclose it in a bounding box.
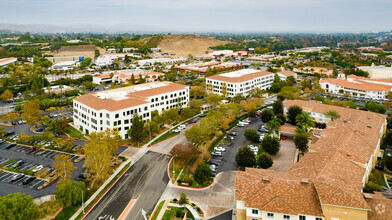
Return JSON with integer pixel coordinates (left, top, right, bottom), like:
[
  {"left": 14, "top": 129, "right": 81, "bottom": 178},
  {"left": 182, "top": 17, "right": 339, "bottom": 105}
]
[
  {"left": 155, "top": 200, "right": 170, "bottom": 220},
  {"left": 157, "top": 171, "right": 237, "bottom": 218}
]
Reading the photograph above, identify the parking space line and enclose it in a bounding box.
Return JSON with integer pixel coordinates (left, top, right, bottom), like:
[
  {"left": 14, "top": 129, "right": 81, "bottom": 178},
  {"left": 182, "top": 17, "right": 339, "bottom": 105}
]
[
  {"left": 0, "top": 172, "right": 7, "bottom": 178},
  {"left": 40, "top": 151, "right": 50, "bottom": 156},
  {"left": 30, "top": 180, "right": 43, "bottom": 189},
  {"left": 18, "top": 177, "right": 28, "bottom": 185},
  {"left": 22, "top": 164, "right": 34, "bottom": 170},
  {"left": 4, "top": 174, "right": 16, "bottom": 183},
  {"left": 0, "top": 158, "right": 9, "bottom": 165},
  {"left": 0, "top": 173, "right": 12, "bottom": 181},
  {"left": 14, "top": 178, "right": 25, "bottom": 185}
]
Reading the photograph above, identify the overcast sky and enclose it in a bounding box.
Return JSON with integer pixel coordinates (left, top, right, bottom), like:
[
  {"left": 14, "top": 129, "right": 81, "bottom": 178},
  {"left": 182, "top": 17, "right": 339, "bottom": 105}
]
[{"left": 1, "top": 0, "right": 391, "bottom": 33}]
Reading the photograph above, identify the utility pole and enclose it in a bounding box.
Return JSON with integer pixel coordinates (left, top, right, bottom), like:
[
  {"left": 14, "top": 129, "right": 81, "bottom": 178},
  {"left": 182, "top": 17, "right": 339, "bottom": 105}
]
[{"left": 82, "top": 189, "right": 85, "bottom": 214}]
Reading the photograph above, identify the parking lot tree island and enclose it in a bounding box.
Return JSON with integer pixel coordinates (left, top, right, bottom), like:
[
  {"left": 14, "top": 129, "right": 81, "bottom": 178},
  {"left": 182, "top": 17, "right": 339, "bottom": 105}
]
[
  {"left": 53, "top": 154, "right": 76, "bottom": 186},
  {"left": 21, "top": 99, "right": 42, "bottom": 125},
  {"left": 235, "top": 146, "right": 256, "bottom": 170}
]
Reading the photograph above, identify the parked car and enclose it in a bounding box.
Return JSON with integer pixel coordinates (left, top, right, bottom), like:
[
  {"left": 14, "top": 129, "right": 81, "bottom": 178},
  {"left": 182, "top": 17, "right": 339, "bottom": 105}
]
[
  {"left": 33, "top": 165, "right": 44, "bottom": 173},
  {"left": 214, "top": 146, "right": 226, "bottom": 152},
  {"left": 228, "top": 132, "right": 237, "bottom": 136},
  {"left": 5, "top": 143, "right": 16, "bottom": 150},
  {"left": 49, "top": 170, "right": 55, "bottom": 177},
  {"left": 72, "top": 145, "right": 78, "bottom": 151},
  {"left": 11, "top": 160, "right": 24, "bottom": 168},
  {"left": 386, "top": 148, "right": 392, "bottom": 157},
  {"left": 11, "top": 173, "right": 25, "bottom": 182},
  {"left": 258, "top": 126, "right": 269, "bottom": 133},
  {"left": 237, "top": 123, "right": 245, "bottom": 127},
  {"left": 209, "top": 164, "right": 217, "bottom": 172},
  {"left": 30, "top": 146, "right": 37, "bottom": 152},
  {"left": 172, "top": 128, "right": 180, "bottom": 133},
  {"left": 281, "top": 135, "right": 287, "bottom": 140},
  {"left": 23, "top": 177, "right": 36, "bottom": 185},
  {"left": 36, "top": 128, "right": 45, "bottom": 133},
  {"left": 0, "top": 139, "right": 5, "bottom": 144},
  {"left": 188, "top": 119, "right": 198, "bottom": 124},
  {"left": 178, "top": 125, "right": 186, "bottom": 130},
  {"left": 207, "top": 161, "right": 219, "bottom": 166},
  {"left": 211, "top": 151, "right": 222, "bottom": 157},
  {"left": 240, "top": 120, "right": 250, "bottom": 125},
  {"left": 199, "top": 114, "right": 206, "bottom": 117},
  {"left": 242, "top": 119, "right": 251, "bottom": 123}
]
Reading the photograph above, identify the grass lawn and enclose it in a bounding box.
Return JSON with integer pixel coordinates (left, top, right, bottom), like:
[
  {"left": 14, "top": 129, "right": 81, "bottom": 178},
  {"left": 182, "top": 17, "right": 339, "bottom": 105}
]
[
  {"left": 374, "top": 169, "right": 388, "bottom": 188},
  {"left": 150, "top": 132, "right": 178, "bottom": 146},
  {"left": 65, "top": 126, "right": 86, "bottom": 139},
  {"left": 151, "top": 200, "right": 165, "bottom": 220},
  {"left": 54, "top": 206, "right": 78, "bottom": 220},
  {"left": 162, "top": 206, "right": 194, "bottom": 220}
]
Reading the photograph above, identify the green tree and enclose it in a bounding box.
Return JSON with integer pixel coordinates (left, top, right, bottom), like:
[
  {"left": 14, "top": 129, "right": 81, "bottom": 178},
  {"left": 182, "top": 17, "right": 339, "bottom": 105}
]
[
  {"left": 235, "top": 146, "right": 256, "bottom": 169},
  {"left": 0, "top": 89, "right": 13, "bottom": 101},
  {"left": 270, "top": 74, "right": 285, "bottom": 93},
  {"left": 128, "top": 113, "right": 145, "bottom": 145},
  {"left": 0, "top": 193, "right": 37, "bottom": 220},
  {"left": 189, "top": 99, "right": 203, "bottom": 114},
  {"left": 261, "top": 135, "right": 280, "bottom": 155},
  {"left": 324, "top": 110, "right": 341, "bottom": 121},
  {"left": 178, "top": 193, "right": 189, "bottom": 206},
  {"left": 232, "top": 93, "right": 246, "bottom": 103},
  {"left": 266, "top": 118, "right": 282, "bottom": 136},
  {"left": 279, "top": 86, "right": 301, "bottom": 100},
  {"left": 287, "top": 105, "right": 302, "bottom": 125},
  {"left": 162, "top": 108, "right": 179, "bottom": 125},
  {"left": 272, "top": 99, "right": 283, "bottom": 115},
  {"left": 260, "top": 108, "right": 274, "bottom": 123},
  {"left": 55, "top": 180, "right": 86, "bottom": 208},
  {"left": 295, "top": 112, "right": 315, "bottom": 132},
  {"left": 14, "top": 104, "right": 22, "bottom": 112},
  {"left": 365, "top": 101, "right": 386, "bottom": 114},
  {"left": 257, "top": 152, "right": 273, "bottom": 169},
  {"left": 294, "top": 132, "right": 309, "bottom": 153},
  {"left": 206, "top": 93, "right": 223, "bottom": 109},
  {"left": 386, "top": 156, "right": 392, "bottom": 171},
  {"left": 47, "top": 119, "right": 69, "bottom": 135},
  {"left": 244, "top": 128, "right": 260, "bottom": 142},
  {"left": 249, "top": 87, "right": 265, "bottom": 98},
  {"left": 40, "top": 115, "right": 51, "bottom": 125},
  {"left": 194, "top": 161, "right": 212, "bottom": 184},
  {"left": 185, "top": 125, "right": 208, "bottom": 146},
  {"left": 180, "top": 107, "right": 194, "bottom": 120}
]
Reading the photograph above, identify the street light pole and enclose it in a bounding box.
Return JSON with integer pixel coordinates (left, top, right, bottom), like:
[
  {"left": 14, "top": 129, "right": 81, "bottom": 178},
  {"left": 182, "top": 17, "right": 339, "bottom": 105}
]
[{"left": 82, "top": 190, "right": 85, "bottom": 214}]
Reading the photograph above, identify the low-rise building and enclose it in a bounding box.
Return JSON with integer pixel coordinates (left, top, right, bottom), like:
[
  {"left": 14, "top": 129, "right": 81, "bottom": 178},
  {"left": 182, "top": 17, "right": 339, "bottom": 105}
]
[
  {"left": 92, "top": 70, "right": 164, "bottom": 85},
  {"left": 174, "top": 61, "right": 241, "bottom": 74},
  {"left": 293, "top": 66, "right": 333, "bottom": 76},
  {"left": 73, "top": 82, "right": 189, "bottom": 138},
  {"left": 51, "top": 61, "right": 78, "bottom": 70},
  {"left": 320, "top": 74, "right": 392, "bottom": 100},
  {"left": 137, "top": 57, "right": 186, "bottom": 66},
  {"left": 236, "top": 100, "right": 388, "bottom": 220},
  {"left": 277, "top": 70, "right": 297, "bottom": 81},
  {"left": 0, "top": 57, "right": 17, "bottom": 67},
  {"left": 358, "top": 63, "right": 392, "bottom": 79},
  {"left": 205, "top": 69, "right": 274, "bottom": 97},
  {"left": 46, "top": 56, "right": 84, "bottom": 64}
]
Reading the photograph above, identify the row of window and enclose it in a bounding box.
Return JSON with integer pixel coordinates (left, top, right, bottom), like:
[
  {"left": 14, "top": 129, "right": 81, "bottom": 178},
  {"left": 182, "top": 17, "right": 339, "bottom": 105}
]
[
  {"left": 150, "top": 91, "right": 187, "bottom": 102},
  {"left": 251, "top": 210, "right": 322, "bottom": 220}
]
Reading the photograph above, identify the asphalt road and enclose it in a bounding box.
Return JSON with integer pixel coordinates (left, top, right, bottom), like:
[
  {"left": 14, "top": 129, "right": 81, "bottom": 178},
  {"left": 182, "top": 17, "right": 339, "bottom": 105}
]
[{"left": 84, "top": 151, "right": 171, "bottom": 220}]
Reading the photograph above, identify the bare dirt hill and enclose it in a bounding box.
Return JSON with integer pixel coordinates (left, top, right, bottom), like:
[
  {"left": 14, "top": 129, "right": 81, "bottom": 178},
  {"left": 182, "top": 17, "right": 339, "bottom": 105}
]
[
  {"left": 157, "top": 34, "right": 229, "bottom": 57},
  {"left": 48, "top": 45, "right": 105, "bottom": 58}
]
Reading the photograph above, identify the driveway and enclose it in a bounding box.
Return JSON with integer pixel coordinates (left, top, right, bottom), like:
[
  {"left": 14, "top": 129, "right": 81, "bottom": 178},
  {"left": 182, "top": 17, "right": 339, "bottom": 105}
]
[
  {"left": 158, "top": 171, "right": 236, "bottom": 218},
  {"left": 270, "top": 137, "right": 297, "bottom": 172}
]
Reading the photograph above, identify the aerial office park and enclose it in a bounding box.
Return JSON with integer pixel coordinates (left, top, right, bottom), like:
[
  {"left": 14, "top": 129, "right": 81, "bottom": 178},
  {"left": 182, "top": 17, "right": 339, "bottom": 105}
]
[{"left": 1, "top": 31, "right": 392, "bottom": 220}]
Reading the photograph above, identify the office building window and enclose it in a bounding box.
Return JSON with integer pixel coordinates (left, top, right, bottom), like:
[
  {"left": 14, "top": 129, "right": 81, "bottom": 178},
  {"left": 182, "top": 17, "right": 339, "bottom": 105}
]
[
  {"left": 251, "top": 209, "right": 258, "bottom": 214},
  {"left": 299, "top": 216, "right": 306, "bottom": 220},
  {"left": 283, "top": 215, "right": 290, "bottom": 220},
  {"left": 267, "top": 213, "right": 274, "bottom": 218}
]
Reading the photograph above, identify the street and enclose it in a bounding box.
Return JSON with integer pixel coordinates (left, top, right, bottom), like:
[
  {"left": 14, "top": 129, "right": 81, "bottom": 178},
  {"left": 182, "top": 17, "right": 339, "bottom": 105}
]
[{"left": 84, "top": 151, "right": 171, "bottom": 220}]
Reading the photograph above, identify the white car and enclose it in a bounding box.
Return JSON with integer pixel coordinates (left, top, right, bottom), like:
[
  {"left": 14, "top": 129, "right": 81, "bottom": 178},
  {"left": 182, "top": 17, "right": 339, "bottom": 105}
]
[
  {"left": 237, "top": 123, "right": 245, "bottom": 127},
  {"left": 214, "top": 146, "right": 226, "bottom": 152},
  {"left": 33, "top": 165, "right": 43, "bottom": 173},
  {"left": 172, "top": 128, "right": 180, "bottom": 133},
  {"left": 240, "top": 120, "right": 250, "bottom": 125},
  {"left": 178, "top": 125, "right": 186, "bottom": 130},
  {"left": 242, "top": 119, "right": 251, "bottom": 123},
  {"left": 209, "top": 164, "right": 217, "bottom": 172}
]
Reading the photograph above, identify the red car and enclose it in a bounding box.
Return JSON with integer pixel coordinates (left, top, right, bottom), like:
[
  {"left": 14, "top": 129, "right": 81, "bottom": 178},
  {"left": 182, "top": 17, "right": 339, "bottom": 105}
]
[
  {"left": 188, "top": 119, "right": 197, "bottom": 124},
  {"left": 30, "top": 146, "right": 37, "bottom": 152},
  {"left": 281, "top": 135, "right": 287, "bottom": 140}
]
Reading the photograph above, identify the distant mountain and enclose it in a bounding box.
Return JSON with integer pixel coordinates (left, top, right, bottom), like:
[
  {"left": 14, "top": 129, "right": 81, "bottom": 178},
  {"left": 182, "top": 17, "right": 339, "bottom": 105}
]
[{"left": 0, "top": 23, "right": 173, "bottom": 34}]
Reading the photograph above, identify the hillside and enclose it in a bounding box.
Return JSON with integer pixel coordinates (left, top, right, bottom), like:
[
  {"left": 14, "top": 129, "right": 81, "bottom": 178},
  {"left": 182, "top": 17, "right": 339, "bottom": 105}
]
[
  {"left": 157, "top": 34, "right": 229, "bottom": 57},
  {"left": 48, "top": 45, "right": 105, "bottom": 58}
]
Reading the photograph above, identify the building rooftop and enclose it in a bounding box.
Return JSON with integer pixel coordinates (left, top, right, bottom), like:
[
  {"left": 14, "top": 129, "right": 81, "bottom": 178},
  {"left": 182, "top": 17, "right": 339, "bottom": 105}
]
[
  {"left": 207, "top": 69, "right": 273, "bottom": 83},
  {"left": 74, "top": 82, "right": 187, "bottom": 111},
  {"left": 320, "top": 78, "right": 392, "bottom": 92}
]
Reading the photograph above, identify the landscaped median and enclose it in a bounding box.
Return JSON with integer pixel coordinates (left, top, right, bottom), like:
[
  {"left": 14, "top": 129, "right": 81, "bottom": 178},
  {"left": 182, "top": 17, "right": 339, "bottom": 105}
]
[{"left": 150, "top": 199, "right": 204, "bottom": 220}]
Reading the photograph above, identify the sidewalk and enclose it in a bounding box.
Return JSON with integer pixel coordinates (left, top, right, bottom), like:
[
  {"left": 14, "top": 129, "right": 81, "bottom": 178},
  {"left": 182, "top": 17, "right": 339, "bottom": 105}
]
[
  {"left": 155, "top": 200, "right": 170, "bottom": 220},
  {"left": 167, "top": 203, "right": 201, "bottom": 219}
]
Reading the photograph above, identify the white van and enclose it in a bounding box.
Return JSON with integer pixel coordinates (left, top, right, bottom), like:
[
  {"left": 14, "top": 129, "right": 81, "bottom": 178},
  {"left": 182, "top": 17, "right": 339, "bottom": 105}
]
[{"left": 178, "top": 125, "right": 186, "bottom": 130}]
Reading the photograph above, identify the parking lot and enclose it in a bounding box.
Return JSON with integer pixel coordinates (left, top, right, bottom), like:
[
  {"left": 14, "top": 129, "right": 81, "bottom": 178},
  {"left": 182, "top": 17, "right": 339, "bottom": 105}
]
[
  {"left": 0, "top": 141, "right": 85, "bottom": 198},
  {"left": 209, "top": 115, "right": 296, "bottom": 175}
]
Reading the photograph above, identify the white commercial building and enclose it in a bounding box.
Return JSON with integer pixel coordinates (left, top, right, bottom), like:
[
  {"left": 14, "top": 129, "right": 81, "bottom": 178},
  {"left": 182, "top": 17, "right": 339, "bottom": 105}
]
[
  {"left": 206, "top": 69, "right": 274, "bottom": 97},
  {"left": 73, "top": 82, "right": 189, "bottom": 138},
  {"left": 320, "top": 74, "right": 392, "bottom": 100},
  {"left": 138, "top": 57, "right": 186, "bottom": 67},
  {"left": 358, "top": 63, "right": 392, "bottom": 79},
  {"left": 0, "top": 57, "right": 17, "bottom": 67},
  {"left": 51, "top": 61, "right": 78, "bottom": 70}
]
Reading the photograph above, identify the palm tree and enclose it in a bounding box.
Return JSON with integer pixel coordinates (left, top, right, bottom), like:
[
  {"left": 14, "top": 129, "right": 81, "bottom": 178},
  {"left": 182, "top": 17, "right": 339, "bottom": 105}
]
[
  {"left": 266, "top": 118, "right": 282, "bottom": 137},
  {"left": 324, "top": 110, "right": 340, "bottom": 121},
  {"left": 295, "top": 112, "right": 315, "bottom": 132}
]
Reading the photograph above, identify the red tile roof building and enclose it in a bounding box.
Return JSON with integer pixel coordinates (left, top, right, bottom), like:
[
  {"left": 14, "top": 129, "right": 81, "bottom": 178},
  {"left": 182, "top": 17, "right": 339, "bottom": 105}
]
[
  {"left": 73, "top": 82, "right": 189, "bottom": 139},
  {"left": 236, "top": 100, "right": 388, "bottom": 220}
]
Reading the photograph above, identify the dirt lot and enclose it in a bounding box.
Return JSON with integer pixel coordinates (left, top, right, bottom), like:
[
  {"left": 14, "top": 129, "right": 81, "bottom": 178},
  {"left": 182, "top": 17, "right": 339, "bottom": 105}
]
[
  {"left": 157, "top": 34, "right": 230, "bottom": 57},
  {"left": 48, "top": 45, "right": 105, "bottom": 58}
]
